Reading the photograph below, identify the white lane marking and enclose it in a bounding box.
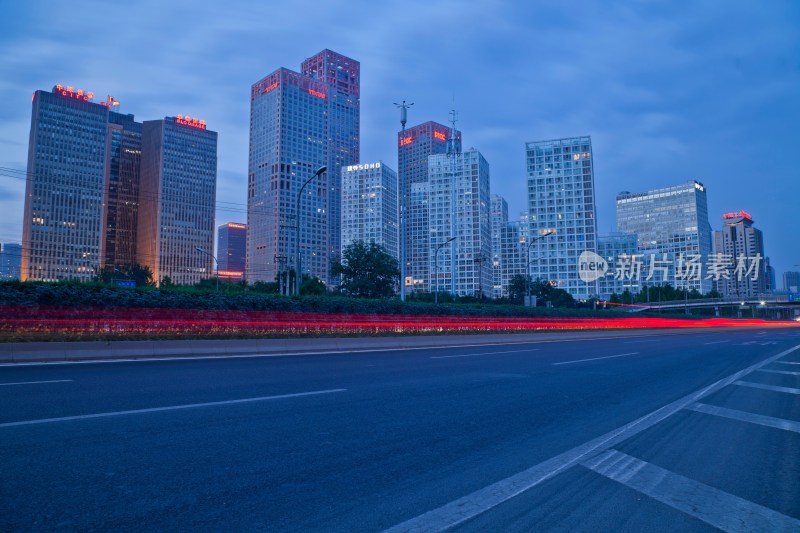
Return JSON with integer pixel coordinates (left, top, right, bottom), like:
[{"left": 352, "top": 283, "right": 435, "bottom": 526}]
[
  {"left": 384, "top": 343, "right": 800, "bottom": 533},
  {"left": 0, "top": 379, "right": 73, "bottom": 387},
  {"left": 734, "top": 381, "right": 800, "bottom": 395},
  {"left": 703, "top": 340, "right": 730, "bottom": 345},
  {"left": 775, "top": 361, "right": 800, "bottom": 365},
  {"left": 0, "top": 388, "right": 346, "bottom": 429},
  {"left": 624, "top": 339, "right": 658, "bottom": 344},
  {"left": 687, "top": 402, "right": 800, "bottom": 434},
  {"left": 584, "top": 450, "right": 800, "bottom": 533},
  {"left": 0, "top": 328, "right": 776, "bottom": 367},
  {"left": 552, "top": 353, "right": 639, "bottom": 366},
  {"left": 430, "top": 348, "right": 539, "bottom": 359},
  {"left": 757, "top": 368, "right": 800, "bottom": 376}
]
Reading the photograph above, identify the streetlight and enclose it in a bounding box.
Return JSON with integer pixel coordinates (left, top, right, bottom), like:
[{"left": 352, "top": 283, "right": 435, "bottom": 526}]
[
  {"left": 473, "top": 255, "right": 487, "bottom": 301},
  {"left": 196, "top": 247, "right": 218, "bottom": 291},
  {"left": 295, "top": 165, "right": 327, "bottom": 296},
  {"left": 435, "top": 236, "right": 456, "bottom": 304},
  {"left": 394, "top": 100, "right": 413, "bottom": 303},
  {"left": 525, "top": 229, "right": 556, "bottom": 305}
]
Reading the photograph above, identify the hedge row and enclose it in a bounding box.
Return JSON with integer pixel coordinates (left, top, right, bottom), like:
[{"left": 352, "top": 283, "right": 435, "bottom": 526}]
[{"left": 0, "top": 281, "right": 645, "bottom": 319}]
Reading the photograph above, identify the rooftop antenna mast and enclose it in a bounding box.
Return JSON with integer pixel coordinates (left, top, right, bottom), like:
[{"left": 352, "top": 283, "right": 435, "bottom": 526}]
[
  {"left": 448, "top": 101, "right": 458, "bottom": 295},
  {"left": 393, "top": 100, "right": 414, "bottom": 302}
]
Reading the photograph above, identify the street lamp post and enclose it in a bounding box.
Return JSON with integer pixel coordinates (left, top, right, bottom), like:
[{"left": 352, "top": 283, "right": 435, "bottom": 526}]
[
  {"left": 196, "top": 247, "right": 218, "bottom": 291},
  {"left": 473, "top": 255, "right": 487, "bottom": 301},
  {"left": 525, "top": 229, "right": 555, "bottom": 305},
  {"left": 394, "top": 100, "right": 413, "bottom": 302},
  {"left": 435, "top": 236, "right": 456, "bottom": 304},
  {"left": 295, "top": 165, "right": 327, "bottom": 296}
]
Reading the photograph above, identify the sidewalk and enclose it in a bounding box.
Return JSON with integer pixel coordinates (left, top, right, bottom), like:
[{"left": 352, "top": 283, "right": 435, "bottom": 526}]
[{"left": 0, "top": 327, "right": 746, "bottom": 363}]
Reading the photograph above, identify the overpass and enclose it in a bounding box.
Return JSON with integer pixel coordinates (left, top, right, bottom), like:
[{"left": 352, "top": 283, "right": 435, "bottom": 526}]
[{"left": 606, "top": 295, "right": 800, "bottom": 319}]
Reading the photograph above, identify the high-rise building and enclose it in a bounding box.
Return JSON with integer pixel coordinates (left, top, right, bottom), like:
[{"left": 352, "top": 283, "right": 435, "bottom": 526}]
[
  {"left": 104, "top": 112, "right": 142, "bottom": 270},
  {"left": 138, "top": 116, "right": 217, "bottom": 286},
  {"left": 247, "top": 50, "right": 359, "bottom": 287},
  {"left": 217, "top": 223, "right": 247, "bottom": 280},
  {"left": 526, "top": 136, "right": 597, "bottom": 298},
  {"left": 22, "top": 86, "right": 112, "bottom": 281},
  {"left": 427, "top": 148, "right": 492, "bottom": 298},
  {"left": 784, "top": 271, "right": 800, "bottom": 293},
  {"left": 341, "top": 162, "right": 398, "bottom": 261},
  {"left": 596, "top": 233, "right": 639, "bottom": 299},
  {"left": 0, "top": 243, "right": 22, "bottom": 280},
  {"left": 616, "top": 181, "right": 713, "bottom": 292},
  {"left": 713, "top": 211, "right": 767, "bottom": 298},
  {"left": 399, "top": 121, "right": 461, "bottom": 292},
  {"left": 491, "top": 195, "right": 509, "bottom": 298}
]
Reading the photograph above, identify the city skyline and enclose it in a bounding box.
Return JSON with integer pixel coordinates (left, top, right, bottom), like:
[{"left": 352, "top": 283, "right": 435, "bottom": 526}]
[{"left": 0, "top": 1, "right": 798, "bottom": 278}]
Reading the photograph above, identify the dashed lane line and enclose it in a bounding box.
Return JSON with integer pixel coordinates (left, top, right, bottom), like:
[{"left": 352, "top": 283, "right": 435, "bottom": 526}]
[{"left": 0, "top": 388, "right": 346, "bottom": 429}]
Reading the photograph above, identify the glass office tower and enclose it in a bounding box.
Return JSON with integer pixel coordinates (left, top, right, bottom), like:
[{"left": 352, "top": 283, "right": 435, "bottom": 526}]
[
  {"left": 341, "top": 162, "right": 398, "bottom": 261},
  {"left": 616, "top": 181, "right": 712, "bottom": 292},
  {"left": 138, "top": 117, "right": 218, "bottom": 286},
  {"left": 248, "top": 50, "right": 359, "bottom": 286},
  {"left": 399, "top": 121, "right": 461, "bottom": 292},
  {"left": 22, "top": 86, "right": 111, "bottom": 281},
  {"left": 525, "top": 136, "right": 597, "bottom": 298}
]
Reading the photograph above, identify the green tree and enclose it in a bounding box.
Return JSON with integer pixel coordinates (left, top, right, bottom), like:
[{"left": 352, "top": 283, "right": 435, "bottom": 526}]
[
  {"left": 300, "top": 274, "right": 327, "bottom": 295},
  {"left": 331, "top": 241, "right": 400, "bottom": 298},
  {"left": 160, "top": 275, "right": 174, "bottom": 288},
  {"left": 507, "top": 274, "right": 529, "bottom": 305}
]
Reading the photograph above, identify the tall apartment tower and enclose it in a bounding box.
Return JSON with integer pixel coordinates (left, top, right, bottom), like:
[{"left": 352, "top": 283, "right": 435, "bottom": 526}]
[
  {"left": 104, "top": 112, "right": 142, "bottom": 269},
  {"left": 217, "top": 222, "right": 247, "bottom": 278},
  {"left": 525, "top": 136, "right": 598, "bottom": 299},
  {"left": 248, "top": 50, "right": 359, "bottom": 286},
  {"left": 427, "top": 148, "right": 492, "bottom": 298},
  {"left": 490, "top": 195, "right": 509, "bottom": 298},
  {"left": 399, "top": 121, "right": 461, "bottom": 291},
  {"left": 596, "top": 233, "right": 639, "bottom": 299},
  {"left": 22, "top": 86, "right": 111, "bottom": 281},
  {"left": 713, "top": 211, "right": 767, "bottom": 298},
  {"left": 616, "top": 180, "right": 713, "bottom": 292},
  {"left": 341, "top": 162, "right": 399, "bottom": 261},
  {"left": 138, "top": 117, "right": 217, "bottom": 285}
]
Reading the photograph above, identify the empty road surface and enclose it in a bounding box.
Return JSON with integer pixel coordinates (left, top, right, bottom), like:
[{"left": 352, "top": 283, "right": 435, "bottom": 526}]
[{"left": 2, "top": 327, "right": 800, "bottom": 531}]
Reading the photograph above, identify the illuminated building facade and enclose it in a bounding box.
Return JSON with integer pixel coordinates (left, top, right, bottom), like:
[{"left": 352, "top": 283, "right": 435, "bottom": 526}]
[
  {"left": 491, "top": 195, "right": 525, "bottom": 299},
  {"left": 526, "top": 136, "right": 597, "bottom": 298},
  {"left": 0, "top": 243, "right": 22, "bottom": 280},
  {"left": 398, "top": 121, "right": 461, "bottom": 292},
  {"left": 713, "top": 211, "right": 767, "bottom": 298},
  {"left": 217, "top": 222, "right": 247, "bottom": 280},
  {"left": 616, "top": 180, "right": 712, "bottom": 292},
  {"left": 341, "top": 162, "right": 398, "bottom": 261},
  {"left": 427, "top": 148, "right": 492, "bottom": 298},
  {"left": 104, "top": 112, "right": 142, "bottom": 269},
  {"left": 138, "top": 117, "right": 217, "bottom": 286},
  {"left": 22, "top": 86, "right": 111, "bottom": 281},
  {"left": 248, "top": 49, "right": 359, "bottom": 286}
]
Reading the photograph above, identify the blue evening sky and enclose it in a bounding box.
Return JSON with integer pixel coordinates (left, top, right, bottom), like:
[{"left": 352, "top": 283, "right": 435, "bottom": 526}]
[{"left": 1, "top": 1, "right": 798, "bottom": 279}]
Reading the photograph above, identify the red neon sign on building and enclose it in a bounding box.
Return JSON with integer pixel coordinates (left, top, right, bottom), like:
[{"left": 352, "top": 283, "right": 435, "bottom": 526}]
[
  {"left": 433, "top": 131, "right": 446, "bottom": 141},
  {"left": 308, "top": 89, "right": 326, "bottom": 99},
  {"left": 263, "top": 82, "right": 278, "bottom": 93},
  {"left": 722, "top": 210, "right": 753, "bottom": 221},
  {"left": 54, "top": 84, "right": 94, "bottom": 102},
  {"left": 175, "top": 115, "right": 207, "bottom": 129},
  {"left": 399, "top": 136, "right": 412, "bottom": 146}
]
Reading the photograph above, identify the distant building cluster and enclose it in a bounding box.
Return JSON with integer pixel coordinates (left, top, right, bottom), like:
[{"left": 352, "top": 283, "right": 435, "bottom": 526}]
[{"left": 14, "top": 51, "right": 779, "bottom": 300}]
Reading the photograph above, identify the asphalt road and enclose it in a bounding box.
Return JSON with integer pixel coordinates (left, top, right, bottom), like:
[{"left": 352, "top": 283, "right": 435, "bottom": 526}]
[{"left": 2, "top": 327, "right": 799, "bottom": 532}]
